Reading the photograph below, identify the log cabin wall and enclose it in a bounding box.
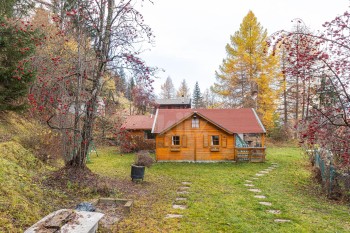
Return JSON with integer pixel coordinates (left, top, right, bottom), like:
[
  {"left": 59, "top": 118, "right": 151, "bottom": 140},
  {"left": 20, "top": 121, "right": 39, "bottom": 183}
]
[{"left": 155, "top": 116, "right": 235, "bottom": 161}]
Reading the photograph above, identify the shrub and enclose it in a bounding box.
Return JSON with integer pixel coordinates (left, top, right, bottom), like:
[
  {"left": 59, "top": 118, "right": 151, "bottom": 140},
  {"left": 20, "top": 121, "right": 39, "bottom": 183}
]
[{"left": 134, "top": 150, "right": 154, "bottom": 168}]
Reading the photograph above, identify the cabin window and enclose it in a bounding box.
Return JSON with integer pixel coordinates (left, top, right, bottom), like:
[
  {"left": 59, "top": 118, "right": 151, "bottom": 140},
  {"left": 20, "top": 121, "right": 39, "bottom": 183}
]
[
  {"left": 144, "top": 130, "right": 155, "bottom": 140},
  {"left": 172, "top": 135, "right": 180, "bottom": 146},
  {"left": 192, "top": 118, "right": 199, "bottom": 128},
  {"left": 211, "top": 135, "right": 220, "bottom": 146}
]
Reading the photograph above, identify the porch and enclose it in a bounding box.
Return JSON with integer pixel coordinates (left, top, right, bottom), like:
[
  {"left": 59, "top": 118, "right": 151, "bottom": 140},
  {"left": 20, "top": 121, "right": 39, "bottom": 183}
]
[{"left": 234, "top": 147, "right": 266, "bottom": 162}]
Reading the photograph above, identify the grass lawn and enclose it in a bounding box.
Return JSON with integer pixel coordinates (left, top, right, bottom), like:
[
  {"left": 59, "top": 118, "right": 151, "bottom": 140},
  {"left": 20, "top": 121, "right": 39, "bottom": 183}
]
[{"left": 88, "top": 146, "right": 350, "bottom": 233}]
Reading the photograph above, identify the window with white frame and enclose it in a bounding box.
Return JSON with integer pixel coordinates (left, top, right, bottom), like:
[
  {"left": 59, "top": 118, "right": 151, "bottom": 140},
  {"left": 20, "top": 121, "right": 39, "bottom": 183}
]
[
  {"left": 192, "top": 117, "right": 199, "bottom": 128},
  {"left": 211, "top": 135, "right": 220, "bottom": 146},
  {"left": 172, "top": 135, "right": 180, "bottom": 146}
]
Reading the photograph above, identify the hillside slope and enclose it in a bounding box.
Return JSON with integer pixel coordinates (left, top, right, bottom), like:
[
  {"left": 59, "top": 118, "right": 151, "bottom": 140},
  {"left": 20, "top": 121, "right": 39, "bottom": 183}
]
[{"left": 0, "top": 112, "right": 65, "bottom": 231}]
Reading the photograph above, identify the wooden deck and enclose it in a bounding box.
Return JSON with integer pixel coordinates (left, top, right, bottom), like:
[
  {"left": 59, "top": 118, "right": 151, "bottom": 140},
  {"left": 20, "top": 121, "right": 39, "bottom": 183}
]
[{"left": 235, "top": 147, "right": 266, "bottom": 162}]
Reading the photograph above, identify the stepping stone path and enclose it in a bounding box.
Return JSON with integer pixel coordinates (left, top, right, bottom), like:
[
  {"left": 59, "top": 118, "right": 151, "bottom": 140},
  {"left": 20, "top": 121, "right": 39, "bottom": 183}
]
[
  {"left": 274, "top": 219, "right": 291, "bottom": 223},
  {"left": 259, "top": 202, "right": 272, "bottom": 206},
  {"left": 245, "top": 163, "right": 291, "bottom": 223},
  {"left": 165, "top": 182, "right": 192, "bottom": 219},
  {"left": 259, "top": 171, "right": 269, "bottom": 174},
  {"left": 248, "top": 189, "right": 261, "bottom": 193},
  {"left": 172, "top": 204, "right": 187, "bottom": 210},
  {"left": 177, "top": 191, "right": 189, "bottom": 195},
  {"left": 267, "top": 210, "right": 281, "bottom": 214},
  {"left": 165, "top": 214, "right": 183, "bottom": 219}
]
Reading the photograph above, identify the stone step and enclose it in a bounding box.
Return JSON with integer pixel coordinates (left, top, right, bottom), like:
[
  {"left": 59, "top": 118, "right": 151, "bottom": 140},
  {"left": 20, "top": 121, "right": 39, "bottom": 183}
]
[
  {"left": 259, "top": 202, "right": 272, "bottom": 206},
  {"left": 244, "top": 184, "right": 254, "bottom": 187},
  {"left": 175, "top": 197, "right": 187, "bottom": 201},
  {"left": 254, "top": 195, "right": 266, "bottom": 199},
  {"left": 255, "top": 173, "right": 264, "bottom": 176},
  {"left": 274, "top": 219, "right": 291, "bottom": 223},
  {"left": 181, "top": 182, "right": 192, "bottom": 185},
  {"left": 259, "top": 171, "right": 269, "bottom": 174},
  {"left": 245, "top": 180, "right": 253, "bottom": 183},
  {"left": 248, "top": 189, "right": 261, "bottom": 193},
  {"left": 173, "top": 204, "right": 187, "bottom": 210},
  {"left": 178, "top": 186, "right": 190, "bottom": 191},
  {"left": 177, "top": 191, "right": 189, "bottom": 195},
  {"left": 267, "top": 210, "right": 281, "bottom": 214},
  {"left": 165, "top": 214, "right": 183, "bottom": 219}
]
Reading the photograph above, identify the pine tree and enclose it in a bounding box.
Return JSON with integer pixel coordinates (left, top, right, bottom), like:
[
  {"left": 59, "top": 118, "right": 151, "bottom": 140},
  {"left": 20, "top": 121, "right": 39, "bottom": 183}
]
[
  {"left": 160, "top": 76, "right": 175, "bottom": 99},
  {"left": 126, "top": 77, "right": 135, "bottom": 101},
  {"left": 176, "top": 79, "right": 191, "bottom": 98},
  {"left": 115, "top": 68, "right": 126, "bottom": 95},
  {"left": 192, "top": 81, "right": 204, "bottom": 109},
  {"left": 0, "top": 0, "right": 38, "bottom": 111},
  {"left": 212, "top": 10, "right": 280, "bottom": 131}
]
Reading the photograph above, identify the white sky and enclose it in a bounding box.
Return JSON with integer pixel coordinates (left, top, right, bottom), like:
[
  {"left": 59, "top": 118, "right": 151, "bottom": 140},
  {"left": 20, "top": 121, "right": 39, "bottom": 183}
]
[{"left": 137, "top": 0, "right": 349, "bottom": 97}]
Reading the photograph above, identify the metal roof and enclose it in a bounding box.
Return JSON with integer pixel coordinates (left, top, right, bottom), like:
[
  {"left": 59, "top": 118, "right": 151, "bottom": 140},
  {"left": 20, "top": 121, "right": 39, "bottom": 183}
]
[
  {"left": 155, "top": 98, "right": 191, "bottom": 105},
  {"left": 152, "top": 108, "right": 266, "bottom": 134}
]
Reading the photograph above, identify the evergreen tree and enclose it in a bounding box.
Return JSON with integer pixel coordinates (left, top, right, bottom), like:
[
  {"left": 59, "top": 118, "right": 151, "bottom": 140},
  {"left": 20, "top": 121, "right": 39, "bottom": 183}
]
[
  {"left": 192, "top": 81, "right": 204, "bottom": 109},
  {"left": 126, "top": 77, "right": 135, "bottom": 101},
  {"left": 0, "top": 0, "right": 38, "bottom": 111},
  {"left": 176, "top": 79, "right": 191, "bottom": 98},
  {"left": 115, "top": 68, "right": 126, "bottom": 95},
  {"left": 212, "top": 11, "right": 280, "bottom": 130},
  {"left": 160, "top": 76, "right": 175, "bottom": 99}
]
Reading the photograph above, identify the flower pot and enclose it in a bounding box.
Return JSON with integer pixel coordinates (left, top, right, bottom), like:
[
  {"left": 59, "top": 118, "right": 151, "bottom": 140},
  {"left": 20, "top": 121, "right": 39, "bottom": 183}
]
[{"left": 131, "top": 165, "right": 145, "bottom": 181}]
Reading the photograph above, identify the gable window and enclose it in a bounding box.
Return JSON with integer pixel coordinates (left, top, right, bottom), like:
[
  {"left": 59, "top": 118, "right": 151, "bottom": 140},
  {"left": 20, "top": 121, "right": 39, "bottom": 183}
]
[
  {"left": 172, "top": 135, "right": 180, "bottom": 146},
  {"left": 192, "top": 117, "right": 199, "bottom": 128},
  {"left": 211, "top": 135, "right": 220, "bottom": 146}
]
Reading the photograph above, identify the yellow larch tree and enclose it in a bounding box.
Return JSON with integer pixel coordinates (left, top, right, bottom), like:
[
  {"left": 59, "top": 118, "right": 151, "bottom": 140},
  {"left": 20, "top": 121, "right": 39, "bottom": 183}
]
[{"left": 213, "top": 10, "right": 281, "bottom": 131}]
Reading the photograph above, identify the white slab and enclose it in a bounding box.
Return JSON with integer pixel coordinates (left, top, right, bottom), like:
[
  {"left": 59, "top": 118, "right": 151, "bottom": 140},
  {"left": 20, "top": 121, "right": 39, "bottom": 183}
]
[
  {"left": 244, "top": 184, "right": 255, "bottom": 187},
  {"left": 248, "top": 189, "right": 261, "bottom": 193},
  {"left": 25, "top": 209, "right": 104, "bottom": 233},
  {"left": 274, "top": 219, "right": 291, "bottom": 223},
  {"left": 254, "top": 195, "right": 266, "bottom": 199},
  {"left": 259, "top": 202, "right": 272, "bottom": 206},
  {"left": 165, "top": 214, "right": 183, "bottom": 219},
  {"left": 172, "top": 204, "right": 187, "bottom": 210}
]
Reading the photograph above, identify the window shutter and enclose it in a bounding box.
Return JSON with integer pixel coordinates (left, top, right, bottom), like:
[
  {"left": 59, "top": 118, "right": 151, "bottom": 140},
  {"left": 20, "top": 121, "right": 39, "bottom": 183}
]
[
  {"left": 164, "top": 135, "right": 170, "bottom": 147},
  {"left": 182, "top": 135, "right": 187, "bottom": 147},
  {"left": 222, "top": 135, "right": 227, "bottom": 148},
  {"left": 203, "top": 134, "right": 208, "bottom": 147}
]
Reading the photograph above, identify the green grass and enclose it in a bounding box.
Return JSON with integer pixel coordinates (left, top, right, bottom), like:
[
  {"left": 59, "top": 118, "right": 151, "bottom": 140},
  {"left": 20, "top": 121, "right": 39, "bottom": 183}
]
[{"left": 88, "top": 147, "right": 350, "bottom": 233}]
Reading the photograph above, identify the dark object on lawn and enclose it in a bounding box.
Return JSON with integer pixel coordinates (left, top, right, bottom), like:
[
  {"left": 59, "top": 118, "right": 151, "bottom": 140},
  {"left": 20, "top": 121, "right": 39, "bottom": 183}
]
[
  {"left": 76, "top": 202, "right": 96, "bottom": 212},
  {"left": 131, "top": 165, "right": 146, "bottom": 181},
  {"left": 131, "top": 151, "right": 154, "bottom": 181}
]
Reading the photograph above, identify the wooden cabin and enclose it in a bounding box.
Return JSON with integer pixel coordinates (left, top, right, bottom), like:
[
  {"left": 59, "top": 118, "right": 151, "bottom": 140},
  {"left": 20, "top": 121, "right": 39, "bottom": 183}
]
[
  {"left": 155, "top": 98, "right": 191, "bottom": 109},
  {"left": 122, "top": 115, "right": 155, "bottom": 140},
  {"left": 151, "top": 108, "right": 266, "bottom": 162}
]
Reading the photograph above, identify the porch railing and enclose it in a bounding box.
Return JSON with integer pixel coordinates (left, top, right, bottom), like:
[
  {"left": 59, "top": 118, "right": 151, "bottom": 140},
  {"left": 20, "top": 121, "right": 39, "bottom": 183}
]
[{"left": 235, "top": 147, "right": 266, "bottom": 162}]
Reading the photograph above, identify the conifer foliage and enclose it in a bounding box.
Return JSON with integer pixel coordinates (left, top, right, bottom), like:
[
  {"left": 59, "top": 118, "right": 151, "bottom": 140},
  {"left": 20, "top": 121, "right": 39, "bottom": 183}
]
[
  {"left": 192, "top": 81, "right": 204, "bottom": 109},
  {"left": 0, "top": 0, "right": 38, "bottom": 111},
  {"left": 213, "top": 11, "right": 280, "bottom": 131}
]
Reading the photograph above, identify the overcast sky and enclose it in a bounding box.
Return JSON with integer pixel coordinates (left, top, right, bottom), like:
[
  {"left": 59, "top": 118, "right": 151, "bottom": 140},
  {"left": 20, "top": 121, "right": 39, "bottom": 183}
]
[{"left": 137, "top": 0, "right": 349, "bottom": 97}]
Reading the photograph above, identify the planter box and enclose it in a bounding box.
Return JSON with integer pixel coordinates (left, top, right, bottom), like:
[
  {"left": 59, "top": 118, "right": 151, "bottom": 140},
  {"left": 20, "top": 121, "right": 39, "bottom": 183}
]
[
  {"left": 170, "top": 147, "right": 181, "bottom": 152},
  {"left": 91, "top": 198, "right": 133, "bottom": 214},
  {"left": 210, "top": 147, "right": 220, "bottom": 152}
]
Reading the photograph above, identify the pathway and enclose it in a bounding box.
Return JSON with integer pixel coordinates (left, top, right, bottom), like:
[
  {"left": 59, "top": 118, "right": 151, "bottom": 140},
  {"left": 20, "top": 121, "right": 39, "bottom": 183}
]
[
  {"left": 165, "top": 181, "right": 192, "bottom": 219},
  {"left": 245, "top": 163, "right": 291, "bottom": 223}
]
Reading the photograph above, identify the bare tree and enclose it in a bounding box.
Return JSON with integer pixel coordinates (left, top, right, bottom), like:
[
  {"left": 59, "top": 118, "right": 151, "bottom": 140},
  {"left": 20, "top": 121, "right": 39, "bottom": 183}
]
[{"left": 160, "top": 76, "right": 175, "bottom": 99}]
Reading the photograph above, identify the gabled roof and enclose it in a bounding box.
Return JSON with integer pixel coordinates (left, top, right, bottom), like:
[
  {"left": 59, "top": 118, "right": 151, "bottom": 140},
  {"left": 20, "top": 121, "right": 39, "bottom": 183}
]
[
  {"left": 122, "top": 115, "right": 154, "bottom": 130},
  {"left": 152, "top": 108, "right": 266, "bottom": 134},
  {"left": 155, "top": 98, "right": 191, "bottom": 105}
]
